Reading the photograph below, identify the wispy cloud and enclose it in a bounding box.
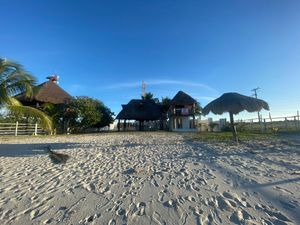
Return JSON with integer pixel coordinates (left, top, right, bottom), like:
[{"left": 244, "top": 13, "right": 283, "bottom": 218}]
[
  {"left": 104, "top": 79, "right": 218, "bottom": 93},
  {"left": 191, "top": 94, "right": 217, "bottom": 102},
  {"left": 194, "top": 96, "right": 216, "bottom": 101},
  {"left": 67, "top": 84, "right": 86, "bottom": 93},
  {"left": 104, "top": 81, "right": 141, "bottom": 89}
]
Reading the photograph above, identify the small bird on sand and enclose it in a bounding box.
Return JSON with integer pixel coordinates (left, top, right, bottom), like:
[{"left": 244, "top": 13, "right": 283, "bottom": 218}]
[{"left": 46, "top": 145, "right": 70, "bottom": 164}]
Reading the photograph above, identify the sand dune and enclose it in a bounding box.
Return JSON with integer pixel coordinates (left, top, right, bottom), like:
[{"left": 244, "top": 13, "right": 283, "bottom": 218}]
[{"left": 0, "top": 132, "right": 299, "bottom": 225}]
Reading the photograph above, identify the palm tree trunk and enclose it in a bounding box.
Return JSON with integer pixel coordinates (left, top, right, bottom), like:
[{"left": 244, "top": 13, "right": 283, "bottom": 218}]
[{"left": 229, "top": 112, "right": 238, "bottom": 143}]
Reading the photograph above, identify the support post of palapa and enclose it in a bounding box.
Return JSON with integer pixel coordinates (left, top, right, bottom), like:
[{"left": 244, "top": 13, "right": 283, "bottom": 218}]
[
  {"left": 117, "top": 119, "right": 120, "bottom": 132},
  {"left": 229, "top": 112, "right": 238, "bottom": 143},
  {"left": 193, "top": 115, "right": 195, "bottom": 129},
  {"left": 123, "top": 119, "right": 127, "bottom": 131}
]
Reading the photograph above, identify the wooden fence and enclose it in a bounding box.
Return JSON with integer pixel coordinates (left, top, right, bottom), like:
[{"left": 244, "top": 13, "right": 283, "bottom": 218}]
[
  {"left": 235, "top": 111, "right": 300, "bottom": 133},
  {"left": 0, "top": 122, "right": 45, "bottom": 136}
]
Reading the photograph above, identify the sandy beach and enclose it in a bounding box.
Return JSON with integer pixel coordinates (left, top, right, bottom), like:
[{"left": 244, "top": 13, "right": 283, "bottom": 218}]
[{"left": 0, "top": 132, "right": 299, "bottom": 225}]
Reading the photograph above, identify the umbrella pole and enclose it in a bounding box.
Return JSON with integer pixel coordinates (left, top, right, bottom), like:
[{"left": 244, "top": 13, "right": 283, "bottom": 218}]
[{"left": 229, "top": 112, "right": 238, "bottom": 143}]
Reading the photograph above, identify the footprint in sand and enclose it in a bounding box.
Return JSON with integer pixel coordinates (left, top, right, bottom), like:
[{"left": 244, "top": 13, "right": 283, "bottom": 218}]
[
  {"left": 153, "top": 211, "right": 167, "bottom": 225},
  {"left": 216, "top": 196, "right": 234, "bottom": 212},
  {"left": 222, "top": 191, "right": 250, "bottom": 207},
  {"left": 116, "top": 207, "right": 126, "bottom": 216},
  {"left": 82, "top": 213, "right": 101, "bottom": 223},
  {"left": 31, "top": 195, "right": 39, "bottom": 201},
  {"left": 187, "top": 195, "right": 196, "bottom": 203},
  {"left": 1, "top": 209, "right": 13, "bottom": 220},
  {"left": 83, "top": 183, "right": 95, "bottom": 192},
  {"left": 30, "top": 209, "right": 39, "bottom": 220},
  {"left": 100, "top": 186, "right": 110, "bottom": 194},
  {"left": 109, "top": 179, "right": 117, "bottom": 185},
  {"left": 151, "top": 179, "right": 159, "bottom": 187},
  {"left": 201, "top": 211, "right": 218, "bottom": 225},
  {"left": 177, "top": 196, "right": 185, "bottom": 204},
  {"left": 229, "top": 209, "right": 254, "bottom": 224},
  {"left": 264, "top": 209, "right": 292, "bottom": 223},
  {"left": 191, "top": 182, "right": 201, "bottom": 192},
  {"left": 189, "top": 206, "right": 203, "bottom": 216},
  {"left": 121, "top": 191, "right": 129, "bottom": 199},
  {"left": 137, "top": 202, "right": 146, "bottom": 216},
  {"left": 158, "top": 191, "right": 164, "bottom": 202},
  {"left": 43, "top": 218, "right": 53, "bottom": 224},
  {"left": 125, "top": 202, "right": 138, "bottom": 218},
  {"left": 108, "top": 218, "right": 116, "bottom": 225},
  {"left": 163, "top": 199, "right": 178, "bottom": 209},
  {"left": 208, "top": 197, "right": 218, "bottom": 207}
]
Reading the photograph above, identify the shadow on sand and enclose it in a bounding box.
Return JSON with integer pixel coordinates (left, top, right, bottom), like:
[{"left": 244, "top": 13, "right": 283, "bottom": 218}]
[
  {"left": 0, "top": 142, "right": 81, "bottom": 157},
  {"left": 180, "top": 135, "right": 300, "bottom": 223},
  {"left": 242, "top": 177, "right": 300, "bottom": 189}
]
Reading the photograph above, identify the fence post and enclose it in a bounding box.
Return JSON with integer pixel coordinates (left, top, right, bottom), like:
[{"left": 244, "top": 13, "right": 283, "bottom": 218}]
[
  {"left": 15, "top": 121, "right": 18, "bottom": 136},
  {"left": 285, "top": 117, "right": 288, "bottom": 131},
  {"left": 297, "top": 110, "right": 300, "bottom": 130},
  {"left": 34, "top": 123, "right": 38, "bottom": 136},
  {"left": 263, "top": 119, "right": 267, "bottom": 133},
  {"left": 269, "top": 113, "right": 273, "bottom": 132}
]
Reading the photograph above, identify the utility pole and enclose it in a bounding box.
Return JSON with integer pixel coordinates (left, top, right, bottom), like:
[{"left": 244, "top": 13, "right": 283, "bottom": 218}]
[
  {"left": 142, "top": 81, "right": 146, "bottom": 99},
  {"left": 251, "top": 87, "right": 261, "bottom": 123}
]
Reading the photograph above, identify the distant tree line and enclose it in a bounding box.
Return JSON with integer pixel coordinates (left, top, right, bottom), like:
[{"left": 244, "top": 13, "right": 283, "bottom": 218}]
[{"left": 142, "top": 92, "right": 202, "bottom": 115}]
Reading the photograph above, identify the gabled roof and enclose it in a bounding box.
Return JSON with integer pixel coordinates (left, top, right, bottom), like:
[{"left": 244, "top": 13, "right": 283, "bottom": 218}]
[
  {"left": 170, "top": 91, "right": 197, "bottom": 105},
  {"left": 16, "top": 81, "right": 72, "bottom": 104},
  {"left": 116, "top": 99, "right": 163, "bottom": 121}
]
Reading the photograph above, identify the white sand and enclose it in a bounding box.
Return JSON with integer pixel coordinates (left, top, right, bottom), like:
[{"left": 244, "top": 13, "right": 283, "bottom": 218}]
[{"left": 0, "top": 132, "right": 299, "bottom": 225}]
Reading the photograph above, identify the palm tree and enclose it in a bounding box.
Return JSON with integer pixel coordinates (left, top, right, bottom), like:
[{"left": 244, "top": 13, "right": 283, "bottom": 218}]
[
  {"left": 142, "top": 92, "right": 154, "bottom": 100},
  {"left": 142, "top": 92, "right": 160, "bottom": 103},
  {"left": 161, "top": 97, "right": 171, "bottom": 113},
  {"left": 0, "top": 58, "right": 52, "bottom": 131}
]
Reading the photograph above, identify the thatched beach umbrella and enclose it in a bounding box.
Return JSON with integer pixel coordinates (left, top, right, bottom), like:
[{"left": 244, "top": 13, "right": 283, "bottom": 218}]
[{"left": 202, "top": 92, "right": 269, "bottom": 142}]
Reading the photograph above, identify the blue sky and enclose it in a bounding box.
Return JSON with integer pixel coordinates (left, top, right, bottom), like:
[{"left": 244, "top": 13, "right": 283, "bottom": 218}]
[{"left": 1, "top": 0, "right": 300, "bottom": 120}]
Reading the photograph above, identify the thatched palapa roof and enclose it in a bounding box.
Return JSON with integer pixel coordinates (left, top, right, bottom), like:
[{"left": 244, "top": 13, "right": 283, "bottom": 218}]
[
  {"left": 170, "top": 91, "right": 197, "bottom": 105},
  {"left": 202, "top": 92, "right": 269, "bottom": 115},
  {"left": 16, "top": 81, "right": 72, "bottom": 105},
  {"left": 116, "top": 99, "right": 163, "bottom": 121}
]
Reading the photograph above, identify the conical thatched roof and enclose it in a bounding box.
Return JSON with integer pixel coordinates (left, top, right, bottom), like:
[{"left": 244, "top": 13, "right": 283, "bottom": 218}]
[
  {"left": 202, "top": 92, "right": 269, "bottom": 115},
  {"left": 116, "top": 99, "right": 163, "bottom": 121},
  {"left": 16, "top": 81, "right": 72, "bottom": 105},
  {"left": 170, "top": 91, "right": 197, "bottom": 105}
]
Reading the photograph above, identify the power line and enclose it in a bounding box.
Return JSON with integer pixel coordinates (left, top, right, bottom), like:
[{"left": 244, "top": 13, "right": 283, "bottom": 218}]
[
  {"left": 251, "top": 87, "right": 260, "bottom": 99},
  {"left": 251, "top": 87, "right": 261, "bottom": 122},
  {"left": 142, "top": 81, "right": 146, "bottom": 98}
]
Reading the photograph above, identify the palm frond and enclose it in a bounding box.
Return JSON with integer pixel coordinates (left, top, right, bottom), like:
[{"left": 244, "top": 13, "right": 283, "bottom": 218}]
[
  {"left": 6, "top": 97, "right": 23, "bottom": 106},
  {"left": 0, "top": 58, "right": 36, "bottom": 105},
  {"left": 7, "top": 98, "right": 53, "bottom": 132}
]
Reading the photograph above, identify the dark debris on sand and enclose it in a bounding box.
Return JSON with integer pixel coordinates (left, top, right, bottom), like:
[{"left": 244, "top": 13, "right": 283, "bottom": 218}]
[{"left": 46, "top": 145, "right": 70, "bottom": 164}]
